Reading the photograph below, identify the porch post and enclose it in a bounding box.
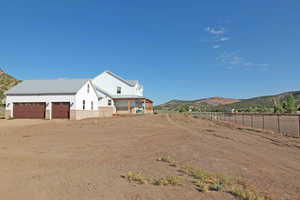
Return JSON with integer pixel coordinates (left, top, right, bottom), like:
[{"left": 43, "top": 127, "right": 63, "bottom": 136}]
[
  {"left": 144, "top": 99, "right": 146, "bottom": 113},
  {"left": 128, "top": 100, "right": 132, "bottom": 113}
]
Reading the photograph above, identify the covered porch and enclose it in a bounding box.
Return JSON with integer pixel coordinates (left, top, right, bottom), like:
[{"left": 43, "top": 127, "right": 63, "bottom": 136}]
[{"left": 113, "top": 97, "right": 153, "bottom": 114}]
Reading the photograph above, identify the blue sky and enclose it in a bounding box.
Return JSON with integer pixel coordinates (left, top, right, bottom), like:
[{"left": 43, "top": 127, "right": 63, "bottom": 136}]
[{"left": 1, "top": 0, "right": 300, "bottom": 104}]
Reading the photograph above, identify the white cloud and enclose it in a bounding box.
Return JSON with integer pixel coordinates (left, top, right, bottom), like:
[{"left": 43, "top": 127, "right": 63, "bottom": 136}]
[
  {"left": 243, "top": 62, "right": 269, "bottom": 67},
  {"left": 217, "top": 37, "right": 230, "bottom": 42},
  {"left": 205, "top": 23, "right": 269, "bottom": 70},
  {"left": 217, "top": 52, "right": 269, "bottom": 69},
  {"left": 205, "top": 27, "right": 225, "bottom": 35},
  {"left": 229, "top": 56, "right": 243, "bottom": 65}
]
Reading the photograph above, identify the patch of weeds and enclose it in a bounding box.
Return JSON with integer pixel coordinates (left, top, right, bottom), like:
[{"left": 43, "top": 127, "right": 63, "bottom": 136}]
[
  {"left": 157, "top": 156, "right": 176, "bottom": 164},
  {"left": 215, "top": 174, "right": 235, "bottom": 186},
  {"left": 229, "top": 185, "right": 267, "bottom": 200},
  {"left": 122, "top": 157, "right": 272, "bottom": 200},
  {"left": 8, "top": 117, "right": 15, "bottom": 120},
  {"left": 153, "top": 176, "right": 185, "bottom": 186},
  {"left": 209, "top": 184, "right": 224, "bottom": 191},
  {"left": 121, "top": 171, "right": 150, "bottom": 185},
  {"left": 157, "top": 156, "right": 179, "bottom": 168},
  {"left": 179, "top": 166, "right": 210, "bottom": 181},
  {"left": 195, "top": 183, "right": 209, "bottom": 192},
  {"left": 205, "top": 129, "right": 216, "bottom": 133}
]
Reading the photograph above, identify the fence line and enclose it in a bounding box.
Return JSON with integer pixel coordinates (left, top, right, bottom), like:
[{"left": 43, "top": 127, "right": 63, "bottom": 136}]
[{"left": 192, "top": 112, "right": 300, "bottom": 138}]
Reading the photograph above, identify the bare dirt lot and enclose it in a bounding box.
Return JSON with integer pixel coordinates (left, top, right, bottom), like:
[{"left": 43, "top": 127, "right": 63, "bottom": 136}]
[{"left": 0, "top": 114, "right": 300, "bottom": 200}]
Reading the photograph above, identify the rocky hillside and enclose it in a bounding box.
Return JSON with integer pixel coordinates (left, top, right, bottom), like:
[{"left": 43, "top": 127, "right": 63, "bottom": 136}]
[
  {"left": 0, "top": 69, "right": 20, "bottom": 104},
  {"left": 156, "top": 91, "right": 300, "bottom": 112}
]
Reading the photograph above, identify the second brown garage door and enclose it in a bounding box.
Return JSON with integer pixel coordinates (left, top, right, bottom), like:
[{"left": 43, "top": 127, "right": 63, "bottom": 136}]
[
  {"left": 52, "top": 102, "right": 70, "bottom": 119},
  {"left": 13, "top": 103, "right": 46, "bottom": 119}
]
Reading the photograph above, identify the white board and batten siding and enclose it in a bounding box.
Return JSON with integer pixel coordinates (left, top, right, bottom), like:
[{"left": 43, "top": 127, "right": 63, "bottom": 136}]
[
  {"left": 75, "top": 81, "right": 99, "bottom": 111},
  {"left": 92, "top": 72, "right": 143, "bottom": 96}
]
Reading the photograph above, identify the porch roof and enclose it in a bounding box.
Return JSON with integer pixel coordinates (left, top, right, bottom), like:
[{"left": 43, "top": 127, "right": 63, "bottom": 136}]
[{"left": 112, "top": 95, "right": 153, "bottom": 103}]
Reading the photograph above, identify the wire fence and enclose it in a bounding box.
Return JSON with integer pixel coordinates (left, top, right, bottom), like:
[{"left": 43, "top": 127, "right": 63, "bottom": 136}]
[{"left": 193, "top": 112, "right": 300, "bottom": 138}]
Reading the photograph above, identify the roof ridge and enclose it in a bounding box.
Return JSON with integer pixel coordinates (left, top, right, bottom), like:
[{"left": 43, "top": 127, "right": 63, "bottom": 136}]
[{"left": 104, "top": 71, "right": 137, "bottom": 87}]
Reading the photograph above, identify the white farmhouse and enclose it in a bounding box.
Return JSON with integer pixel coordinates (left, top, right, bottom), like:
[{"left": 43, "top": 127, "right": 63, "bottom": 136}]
[{"left": 5, "top": 71, "right": 153, "bottom": 120}]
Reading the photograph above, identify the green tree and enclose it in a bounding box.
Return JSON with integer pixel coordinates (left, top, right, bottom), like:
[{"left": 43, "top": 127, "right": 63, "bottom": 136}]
[
  {"left": 274, "top": 104, "right": 284, "bottom": 113},
  {"left": 286, "top": 94, "right": 297, "bottom": 113},
  {"left": 178, "top": 105, "right": 189, "bottom": 113}
]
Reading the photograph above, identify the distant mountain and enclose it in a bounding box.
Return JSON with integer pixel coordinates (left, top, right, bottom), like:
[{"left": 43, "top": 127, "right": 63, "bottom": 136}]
[
  {"left": 156, "top": 91, "right": 300, "bottom": 112},
  {"left": 156, "top": 97, "right": 240, "bottom": 111},
  {"left": 0, "top": 69, "right": 20, "bottom": 104},
  {"left": 216, "top": 91, "right": 300, "bottom": 111}
]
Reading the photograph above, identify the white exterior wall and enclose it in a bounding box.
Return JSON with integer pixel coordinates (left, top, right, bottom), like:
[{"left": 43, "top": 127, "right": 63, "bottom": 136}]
[
  {"left": 75, "top": 81, "right": 99, "bottom": 111},
  {"left": 98, "top": 96, "right": 115, "bottom": 107},
  {"left": 135, "top": 81, "right": 144, "bottom": 96},
  {"left": 92, "top": 72, "right": 144, "bottom": 96}
]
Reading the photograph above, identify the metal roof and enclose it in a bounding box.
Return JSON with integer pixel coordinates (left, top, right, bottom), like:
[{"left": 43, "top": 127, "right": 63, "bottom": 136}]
[
  {"left": 112, "top": 95, "right": 153, "bottom": 103},
  {"left": 5, "top": 79, "right": 89, "bottom": 95},
  {"left": 127, "top": 80, "right": 138, "bottom": 86},
  {"left": 104, "top": 71, "right": 138, "bottom": 87}
]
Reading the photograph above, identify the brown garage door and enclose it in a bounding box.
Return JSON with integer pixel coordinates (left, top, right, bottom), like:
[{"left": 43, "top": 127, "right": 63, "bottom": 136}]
[
  {"left": 52, "top": 102, "right": 70, "bottom": 119},
  {"left": 13, "top": 103, "right": 46, "bottom": 119}
]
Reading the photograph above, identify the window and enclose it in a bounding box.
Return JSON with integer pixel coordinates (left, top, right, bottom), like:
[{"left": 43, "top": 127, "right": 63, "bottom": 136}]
[
  {"left": 83, "top": 100, "right": 85, "bottom": 110},
  {"left": 108, "top": 99, "right": 112, "bottom": 106},
  {"left": 91, "top": 101, "right": 94, "bottom": 110},
  {"left": 87, "top": 84, "right": 90, "bottom": 93},
  {"left": 117, "top": 87, "right": 121, "bottom": 94}
]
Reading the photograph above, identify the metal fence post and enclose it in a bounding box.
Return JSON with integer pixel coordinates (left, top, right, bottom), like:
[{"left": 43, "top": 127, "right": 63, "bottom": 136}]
[
  {"left": 251, "top": 114, "right": 253, "bottom": 128},
  {"left": 242, "top": 114, "right": 245, "bottom": 126},
  {"left": 298, "top": 115, "right": 300, "bottom": 138},
  {"left": 262, "top": 114, "right": 265, "bottom": 130}
]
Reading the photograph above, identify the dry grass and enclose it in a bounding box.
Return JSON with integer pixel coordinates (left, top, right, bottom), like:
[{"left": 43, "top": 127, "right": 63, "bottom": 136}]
[
  {"left": 157, "top": 156, "right": 176, "bottom": 164},
  {"left": 121, "top": 171, "right": 150, "bottom": 185},
  {"left": 153, "top": 176, "right": 185, "bottom": 186},
  {"left": 229, "top": 185, "right": 268, "bottom": 200},
  {"left": 121, "top": 157, "right": 271, "bottom": 200}
]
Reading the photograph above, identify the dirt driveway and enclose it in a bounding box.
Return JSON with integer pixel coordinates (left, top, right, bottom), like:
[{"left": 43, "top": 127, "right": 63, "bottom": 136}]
[{"left": 0, "top": 114, "right": 299, "bottom": 200}]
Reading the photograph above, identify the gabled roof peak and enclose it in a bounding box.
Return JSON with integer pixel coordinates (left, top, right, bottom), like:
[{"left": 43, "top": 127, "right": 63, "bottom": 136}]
[{"left": 102, "top": 71, "right": 138, "bottom": 87}]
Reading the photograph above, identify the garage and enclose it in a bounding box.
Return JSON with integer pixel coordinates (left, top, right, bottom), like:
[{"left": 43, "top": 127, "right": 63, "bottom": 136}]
[
  {"left": 13, "top": 103, "right": 46, "bottom": 119},
  {"left": 52, "top": 102, "right": 70, "bottom": 119}
]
